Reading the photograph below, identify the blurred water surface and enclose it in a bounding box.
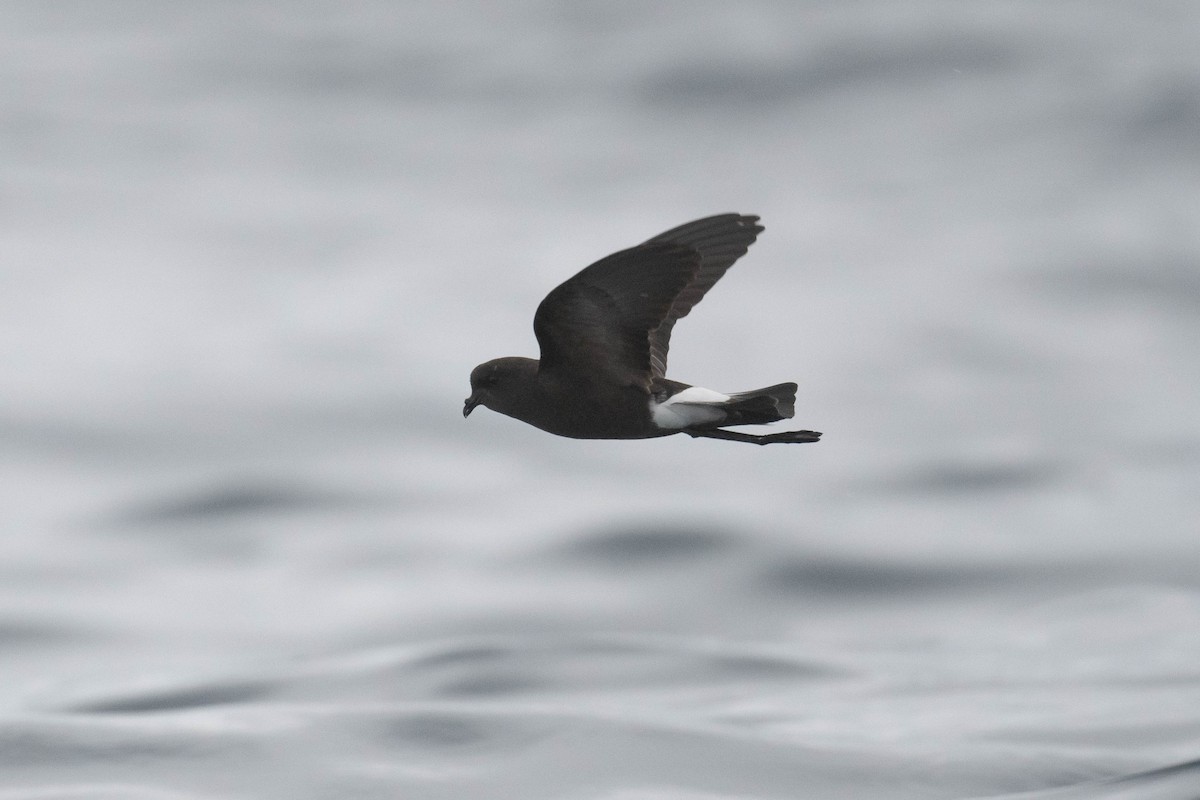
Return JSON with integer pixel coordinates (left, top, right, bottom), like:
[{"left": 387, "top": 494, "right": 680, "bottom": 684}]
[{"left": 3, "top": 2, "right": 1200, "bottom": 798}]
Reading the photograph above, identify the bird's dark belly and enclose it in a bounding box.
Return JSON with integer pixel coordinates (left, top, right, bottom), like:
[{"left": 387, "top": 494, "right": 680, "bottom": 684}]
[{"left": 525, "top": 384, "right": 668, "bottom": 440}]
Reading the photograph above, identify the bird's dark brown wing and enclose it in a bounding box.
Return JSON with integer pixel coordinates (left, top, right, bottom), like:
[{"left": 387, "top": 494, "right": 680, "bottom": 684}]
[
  {"left": 645, "top": 214, "right": 763, "bottom": 377},
  {"left": 533, "top": 242, "right": 700, "bottom": 391}
]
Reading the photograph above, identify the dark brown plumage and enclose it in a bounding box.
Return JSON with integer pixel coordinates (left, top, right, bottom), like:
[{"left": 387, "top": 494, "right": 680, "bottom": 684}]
[{"left": 464, "top": 214, "right": 821, "bottom": 445}]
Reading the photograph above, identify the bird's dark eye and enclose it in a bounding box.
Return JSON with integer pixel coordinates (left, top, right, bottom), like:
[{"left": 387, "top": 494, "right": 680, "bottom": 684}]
[{"left": 480, "top": 375, "right": 498, "bottom": 388}]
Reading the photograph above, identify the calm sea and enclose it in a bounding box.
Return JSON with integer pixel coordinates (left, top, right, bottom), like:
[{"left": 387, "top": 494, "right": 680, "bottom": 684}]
[{"left": 2, "top": 2, "right": 1199, "bottom": 797}]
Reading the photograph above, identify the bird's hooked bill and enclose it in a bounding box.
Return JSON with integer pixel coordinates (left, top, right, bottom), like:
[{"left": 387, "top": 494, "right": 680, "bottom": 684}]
[{"left": 463, "top": 393, "right": 481, "bottom": 417}]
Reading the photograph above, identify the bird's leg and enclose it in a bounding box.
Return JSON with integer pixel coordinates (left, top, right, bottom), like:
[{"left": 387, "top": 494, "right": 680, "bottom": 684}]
[{"left": 685, "top": 428, "right": 822, "bottom": 445}]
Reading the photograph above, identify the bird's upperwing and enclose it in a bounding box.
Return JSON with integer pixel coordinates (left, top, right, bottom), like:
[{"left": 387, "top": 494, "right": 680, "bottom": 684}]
[
  {"left": 533, "top": 242, "right": 700, "bottom": 391},
  {"left": 645, "top": 214, "right": 763, "bottom": 377}
]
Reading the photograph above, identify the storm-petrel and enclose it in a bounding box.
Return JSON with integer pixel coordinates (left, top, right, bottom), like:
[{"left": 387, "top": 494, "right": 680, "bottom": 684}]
[{"left": 463, "top": 214, "right": 821, "bottom": 445}]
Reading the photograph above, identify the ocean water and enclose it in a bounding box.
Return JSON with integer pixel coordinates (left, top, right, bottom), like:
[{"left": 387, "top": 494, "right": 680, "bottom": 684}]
[{"left": 3, "top": 2, "right": 1200, "bottom": 798}]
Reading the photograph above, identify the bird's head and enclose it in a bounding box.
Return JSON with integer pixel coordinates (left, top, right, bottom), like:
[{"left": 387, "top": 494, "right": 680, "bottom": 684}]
[{"left": 463, "top": 357, "right": 538, "bottom": 418}]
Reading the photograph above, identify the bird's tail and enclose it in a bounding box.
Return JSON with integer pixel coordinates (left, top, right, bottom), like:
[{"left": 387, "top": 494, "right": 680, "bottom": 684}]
[{"left": 719, "top": 382, "right": 797, "bottom": 427}]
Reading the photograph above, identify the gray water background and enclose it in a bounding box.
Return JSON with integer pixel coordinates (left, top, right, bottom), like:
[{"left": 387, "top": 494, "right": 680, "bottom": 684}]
[{"left": 3, "top": 2, "right": 1200, "bottom": 798}]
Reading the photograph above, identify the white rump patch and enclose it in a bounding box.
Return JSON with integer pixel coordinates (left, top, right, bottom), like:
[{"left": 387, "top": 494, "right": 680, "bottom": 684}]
[{"left": 650, "top": 386, "right": 730, "bottom": 429}]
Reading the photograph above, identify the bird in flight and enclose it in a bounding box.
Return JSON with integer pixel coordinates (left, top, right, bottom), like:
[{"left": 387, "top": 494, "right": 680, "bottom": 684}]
[{"left": 464, "top": 214, "right": 821, "bottom": 445}]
